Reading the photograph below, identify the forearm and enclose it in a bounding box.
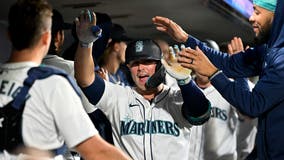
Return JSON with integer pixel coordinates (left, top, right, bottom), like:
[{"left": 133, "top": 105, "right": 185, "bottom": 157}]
[
  {"left": 180, "top": 81, "right": 211, "bottom": 125},
  {"left": 185, "top": 36, "right": 261, "bottom": 78},
  {"left": 93, "top": 145, "right": 132, "bottom": 160},
  {"left": 210, "top": 71, "right": 275, "bottom": 117},
  {"left": 76, "top": 135, "right": 132, "bottom": 160},
  {"left": 74, "top": 44, "right": 95, "bottom": 88}
]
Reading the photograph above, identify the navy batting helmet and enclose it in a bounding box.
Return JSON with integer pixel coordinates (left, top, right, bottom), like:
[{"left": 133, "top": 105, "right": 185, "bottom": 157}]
[{"left": 125, "top": 39, "right": 162, "bottom": 64}]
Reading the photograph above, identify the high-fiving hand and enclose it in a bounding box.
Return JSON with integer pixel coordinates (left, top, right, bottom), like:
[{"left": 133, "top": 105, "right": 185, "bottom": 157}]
[
  {"left": 75, "top": 10, "right": 102, "bottom": 48},
  {"left": 153, "top": 16, "right": 218, "bottom": 78},
  {"left": 177, "top": 46, "right": 218, "bottom": 77},
  {"left": 152, "top": 16, "right": 189, "bottom": 43}
]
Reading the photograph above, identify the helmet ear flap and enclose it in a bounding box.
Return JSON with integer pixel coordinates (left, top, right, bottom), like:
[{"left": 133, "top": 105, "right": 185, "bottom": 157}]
[
  {"left": 145, "top": 60, "right": 166, "bottom": 89},
  {"left": 155, "top": 60, "right": 162, "bottom": 72}
]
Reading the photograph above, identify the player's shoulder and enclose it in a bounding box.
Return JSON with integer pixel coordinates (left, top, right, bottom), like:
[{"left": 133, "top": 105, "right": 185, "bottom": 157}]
[
  {"left": 30, "top": 66, "right": 75, "bottom": 89},
  {"left": 43, "top": 57, "right": 74, "bottom": 75}
]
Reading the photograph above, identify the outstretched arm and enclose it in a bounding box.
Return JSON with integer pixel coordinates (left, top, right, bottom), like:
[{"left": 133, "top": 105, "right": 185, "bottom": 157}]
[
  {"left": 75, "top": 45, "right": 95, "bottom": 87},
  {"left": 152, "top": 16, "right": 259, "bottom": 78},
  {"left": 74, "top": 10, "right": 98, "bottom": 88}
]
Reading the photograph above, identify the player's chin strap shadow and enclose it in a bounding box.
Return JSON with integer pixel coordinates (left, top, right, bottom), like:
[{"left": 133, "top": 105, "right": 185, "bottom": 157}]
[{"left": 145, "top": 61, "right": 166, "bottom": 89}]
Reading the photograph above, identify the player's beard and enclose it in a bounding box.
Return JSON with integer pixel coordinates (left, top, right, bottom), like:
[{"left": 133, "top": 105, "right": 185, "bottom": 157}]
[
  {"left": 253, "top": 22, "right": 272, "bottom": 45},
  {"left": 57, "top": 44, "right": 63, "bottom": 55}
]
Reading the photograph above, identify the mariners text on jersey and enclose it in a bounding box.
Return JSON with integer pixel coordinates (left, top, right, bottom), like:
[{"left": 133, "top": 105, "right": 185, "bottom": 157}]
[
  {"left": 210, "top": 107, "right": 227, "bottom": 121},
  {"left": 120, "top": 119, "right": 180, "bottom": 136}
]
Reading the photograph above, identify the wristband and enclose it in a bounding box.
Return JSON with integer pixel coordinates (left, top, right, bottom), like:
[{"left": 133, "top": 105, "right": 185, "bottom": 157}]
[
  {"left": 177, "top": 77, "right": 191, "bottom": 86},
  {"left": 209, "top": 70, "right": 222, "bottom": 80},
  {"left": 80, "top": 42, "right": 93, "bottom": 48}
]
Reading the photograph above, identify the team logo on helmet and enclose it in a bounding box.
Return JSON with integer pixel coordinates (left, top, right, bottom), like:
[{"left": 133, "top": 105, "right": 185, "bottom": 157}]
[{"left": 135, "top": 41, "right": 143, "bottom": 53}]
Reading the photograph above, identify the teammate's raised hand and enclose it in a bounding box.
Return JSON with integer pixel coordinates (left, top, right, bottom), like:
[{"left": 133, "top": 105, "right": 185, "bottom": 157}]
[
  {"left": 227, "top": 37, "right": 250, "bottom": 55},
  {"left": 227, "top": 37, "right": 244, "bottom": 55},
  {"left": 75, "top": 9, "right": 102, "bottom": 47},
  {"left": 152, "top": 16, "right": 189, "bottom": 43}
]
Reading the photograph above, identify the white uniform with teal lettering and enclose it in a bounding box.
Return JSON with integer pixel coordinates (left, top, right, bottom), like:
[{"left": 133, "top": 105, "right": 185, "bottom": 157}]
[
  {"left": 42, "top": 54, "right": 96, "bottom": 113},
  {"left": 95, "top": 81, "right": 192, "bottom": 160},
  {"left": 236, "top": 81, "right": 257, "bottom": 160},
  {"left": 189, "top": 84, "right": 239, "bottom": 160},
  {"left": 188, "top": 82, "right": 257, "bottom": 160},
  {"left": 0, "top": 62, "right": 97, "bottom": 150}
]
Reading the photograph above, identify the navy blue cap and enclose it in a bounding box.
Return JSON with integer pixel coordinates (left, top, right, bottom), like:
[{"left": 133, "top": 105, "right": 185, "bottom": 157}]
[
  {"left": 52, "top": 9, "right": 72, "bottom": 34},
  {"left": 111, "top": 23, "right": 131, "bottom": 42}
]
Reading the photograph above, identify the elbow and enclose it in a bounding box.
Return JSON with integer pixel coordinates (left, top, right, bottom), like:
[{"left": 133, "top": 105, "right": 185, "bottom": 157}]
[{"left": 75, "top": 73, "right": 95, "bottom": 88}]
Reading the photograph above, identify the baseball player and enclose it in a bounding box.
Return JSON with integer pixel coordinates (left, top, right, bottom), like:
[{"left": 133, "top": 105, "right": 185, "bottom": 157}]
[
  {"left": 189, "top": 72, "right": 240, "bottom": 160},
  {"left": 0, "top": 1, "right": 130, "bottom": 159},
  {"left": 74, "top": 10, "right": 211, "bottom": 160}
]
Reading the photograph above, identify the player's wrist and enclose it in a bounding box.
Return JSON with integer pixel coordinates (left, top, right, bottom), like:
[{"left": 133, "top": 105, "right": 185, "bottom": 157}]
[
  {"left": 181, "top": 33, "right": 189, "bottom": 43},
  {"left": 177, "top": 76, "right": 191, "bottom": 86},
  {"left": 209, "top": 69, "right": 222, "bottom": 80},
  {"left": 80, "top": 42, "right": 93, "bottom": 48}
]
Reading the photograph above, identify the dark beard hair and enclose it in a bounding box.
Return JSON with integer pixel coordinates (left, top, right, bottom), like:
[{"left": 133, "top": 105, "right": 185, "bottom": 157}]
[{"left": 253, "top": 26, "right": 271, "bottom": 45}]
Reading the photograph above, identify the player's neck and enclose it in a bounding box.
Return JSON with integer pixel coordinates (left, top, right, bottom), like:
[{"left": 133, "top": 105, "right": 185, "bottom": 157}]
[
  {"left": 103, "top": 61, "right": 119, "bottom": 74},
  {"left": 136, "top": 84, "right": 164, "bottom": 101},
  {"left": 8, "top": 47, "right": 45, "bottom": 65},
  {"left": 104, "top": 53, "right": 120, "bottom": 74}
]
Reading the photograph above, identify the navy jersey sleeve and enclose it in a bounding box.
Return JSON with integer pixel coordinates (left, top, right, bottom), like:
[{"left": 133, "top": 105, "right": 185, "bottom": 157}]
[
  {"left": 179, "top": 80, "right": 211, "bottom": 125},
  {"left": 184, "top": 36, "right": 284, "bottom": 117},
  {"left": 185, "top": 36, "right": 264, "bottom": 78},
  {"left": 210, "top": 48, "right": 284, "bottom": 117},
  {"left": 81, "top": 74, "right": 105, "bottom": 105}
]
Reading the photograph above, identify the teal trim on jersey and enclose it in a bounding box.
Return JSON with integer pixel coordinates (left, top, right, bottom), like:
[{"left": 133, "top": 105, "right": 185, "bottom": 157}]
[{"left": 187, "top": 101, "right": 211, "bottom": 125}]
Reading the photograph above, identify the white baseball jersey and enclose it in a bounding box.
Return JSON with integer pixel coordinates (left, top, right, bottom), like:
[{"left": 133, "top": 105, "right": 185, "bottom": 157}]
[
  {"left": 236, "top": 80, "right": 257, "bottom": 160},
  {"left": 236, "top": 117, "right": 257, "bottom": 160},
  {"left": 189, "top": 84, "right": 239, "bottom": 160},
  {"left": 87, "top": 80, "right": 194, "bottom": 160},
  {"left": 43, "top": 55, "right": 75, "bottom": 76},
  {"left": 42, "top": 54, "right": 96, "bottom": 113},
  {"left": 0, "top": 62, "right": 97, "bottom": 150}
]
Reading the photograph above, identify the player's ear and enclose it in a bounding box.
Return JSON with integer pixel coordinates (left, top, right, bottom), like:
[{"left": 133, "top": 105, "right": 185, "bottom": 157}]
[
  {"left": 113, "top": 42, "right": 121, "bottom": 53},
  {"left": 41, "top": 30, "right": 51, "bottom": 46},
  {"left": 127, "top": 64, "right": 131, "bottom": 69}
]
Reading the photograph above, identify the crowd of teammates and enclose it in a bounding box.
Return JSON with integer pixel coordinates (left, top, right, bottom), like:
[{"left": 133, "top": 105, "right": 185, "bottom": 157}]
[{"left": 1, "top": 0, "right": 283, "bottom": 159}]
